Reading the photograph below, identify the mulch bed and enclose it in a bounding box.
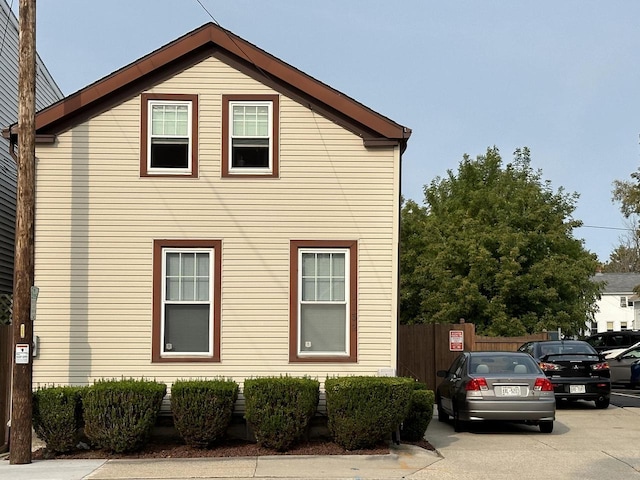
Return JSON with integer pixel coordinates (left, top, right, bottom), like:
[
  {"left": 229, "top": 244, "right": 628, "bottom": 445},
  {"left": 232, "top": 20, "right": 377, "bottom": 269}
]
[{"left": 32, "top": 436, "right": 435, "bottom": 460}]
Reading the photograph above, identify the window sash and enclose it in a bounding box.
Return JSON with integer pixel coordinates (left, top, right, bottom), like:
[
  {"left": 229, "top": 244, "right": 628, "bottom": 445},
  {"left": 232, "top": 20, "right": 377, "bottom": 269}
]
[
  {"left": 148, "top": 100, "right": 192, "bottom": 173},
  {"left": 161, "top": 248, "right": 213, "bottom": 356},
  {"left": 228, "top": 101, "right": 272, "bottom": 173},
  {"left": 298, "top": 249, "right": 349, "bottom": 356}
]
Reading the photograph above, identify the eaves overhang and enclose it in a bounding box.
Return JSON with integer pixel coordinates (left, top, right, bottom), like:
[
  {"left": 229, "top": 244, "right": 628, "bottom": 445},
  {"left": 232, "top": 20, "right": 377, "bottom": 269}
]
[{"left": 5, "top": 23, "right": 411, "bottom": 150}]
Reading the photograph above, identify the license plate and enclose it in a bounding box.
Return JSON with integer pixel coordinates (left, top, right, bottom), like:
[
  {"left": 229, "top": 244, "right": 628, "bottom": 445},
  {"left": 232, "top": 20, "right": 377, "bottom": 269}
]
[
  {"left": 570, "top": 385, "right": 586, "bottom": 394},
  {"left": 501, "top": 386, "right": 521, "bottom": 396}
]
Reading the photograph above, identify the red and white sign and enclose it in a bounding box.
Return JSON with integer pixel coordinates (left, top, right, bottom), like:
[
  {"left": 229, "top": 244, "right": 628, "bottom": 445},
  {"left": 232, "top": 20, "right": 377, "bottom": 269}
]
[
  {"left": 15, "top": 343, "right": 29, "bottom": 364},
  {"left": 449, "top": 330, "right": 464, "bottom": 351}
]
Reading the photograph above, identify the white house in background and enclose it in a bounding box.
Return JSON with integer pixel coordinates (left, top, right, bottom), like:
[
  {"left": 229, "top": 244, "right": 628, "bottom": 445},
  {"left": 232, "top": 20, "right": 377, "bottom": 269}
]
[{"left": 591, "top": 273, "right": 640, "bottom": 333}]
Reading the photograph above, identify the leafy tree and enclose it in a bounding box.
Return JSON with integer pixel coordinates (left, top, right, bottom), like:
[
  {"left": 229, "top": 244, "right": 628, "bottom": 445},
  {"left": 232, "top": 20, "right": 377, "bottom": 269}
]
[
  {"left": 612, "top": 167, "right": 640, "bottom": 217},
  {"left": 400, "top": 147, "right": 601, "bottom": 336}
]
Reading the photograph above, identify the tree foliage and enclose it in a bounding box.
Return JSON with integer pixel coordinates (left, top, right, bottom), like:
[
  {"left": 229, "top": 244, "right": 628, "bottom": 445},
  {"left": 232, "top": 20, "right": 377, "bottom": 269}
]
[
  {"left": 612, "top": 168, "right": 640, "bottom": 218},
  {"left": 400, "top": 147, "right": 600, "bottom": 336}
]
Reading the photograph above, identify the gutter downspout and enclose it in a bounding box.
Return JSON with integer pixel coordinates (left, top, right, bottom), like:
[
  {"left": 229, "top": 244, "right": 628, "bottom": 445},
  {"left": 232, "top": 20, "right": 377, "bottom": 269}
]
[
  {"left": 9, "top": 134, "right": 18, "bottom": 163},
  {"left": 395, "top": 129, "right": 409, "bottom": 377}
]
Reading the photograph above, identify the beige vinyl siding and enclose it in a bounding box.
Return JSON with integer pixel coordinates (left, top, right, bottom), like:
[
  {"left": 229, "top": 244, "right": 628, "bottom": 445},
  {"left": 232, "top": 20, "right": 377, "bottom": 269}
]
[{"left": 32, "top": 56, "right": 400, "bottom": 390}]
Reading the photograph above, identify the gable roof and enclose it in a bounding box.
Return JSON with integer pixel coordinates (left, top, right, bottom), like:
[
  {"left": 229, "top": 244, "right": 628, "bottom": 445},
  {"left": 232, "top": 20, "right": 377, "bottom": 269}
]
[
  {"left": 592, "top": 273, "right": 640, "bottom": 294},
  {"left": 3, "top": 22, "right": 411, "bottom": 150}
]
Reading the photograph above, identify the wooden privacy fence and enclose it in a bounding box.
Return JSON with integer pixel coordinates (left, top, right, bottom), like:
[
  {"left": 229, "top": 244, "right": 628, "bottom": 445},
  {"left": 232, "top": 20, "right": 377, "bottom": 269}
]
[{"left": 397, "top": 323, "right": 549, "bottom": 391}]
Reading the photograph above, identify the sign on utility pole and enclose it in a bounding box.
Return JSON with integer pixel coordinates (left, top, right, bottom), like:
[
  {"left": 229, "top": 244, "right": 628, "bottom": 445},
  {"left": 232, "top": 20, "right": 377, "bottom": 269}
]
[{"left": 10, "top": 0, "right": 36, "bottom": 465}]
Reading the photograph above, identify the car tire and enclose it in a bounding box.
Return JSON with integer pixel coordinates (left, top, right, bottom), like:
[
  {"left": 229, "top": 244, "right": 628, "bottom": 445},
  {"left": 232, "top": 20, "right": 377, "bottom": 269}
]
[
  {"left": 595, "top": 397, "right": 610, "bottom": 409},
  {"left": 437, "top": 397, "right": 448, "bottom": 422},
  {"left": 539, "top": 421, "right": 553, "bottom": 433}
]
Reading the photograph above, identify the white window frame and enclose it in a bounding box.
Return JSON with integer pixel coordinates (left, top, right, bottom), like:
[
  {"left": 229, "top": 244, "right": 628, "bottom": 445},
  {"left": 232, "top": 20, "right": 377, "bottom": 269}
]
[
  {"left": 297, "top": 248, "right": 350, "bottom": 357},
  {"left": 147, "top": 99, "right": 193, "bottom": 175},
  {"left": 228, "top": 100, "right": 273, "bottom": 175},
  {"left": 160, "top": 247, "right": 214, "bottom": 357}
]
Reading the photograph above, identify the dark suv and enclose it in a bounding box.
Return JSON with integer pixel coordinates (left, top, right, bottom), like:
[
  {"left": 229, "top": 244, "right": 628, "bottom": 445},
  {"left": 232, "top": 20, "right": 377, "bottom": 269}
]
[
  {"left": 518, "top": 340, "right": 611, "bottom": 409},
  {"left": 584, "top": 331, "right": 640, "bottom": 353}
]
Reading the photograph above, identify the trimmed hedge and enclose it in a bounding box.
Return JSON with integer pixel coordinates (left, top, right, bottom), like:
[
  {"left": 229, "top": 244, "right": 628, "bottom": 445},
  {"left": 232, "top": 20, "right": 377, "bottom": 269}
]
[
  {"left": 325, "top": 376, "right": 413, "bottom": 450},
  {"left": 400, "top": 382, "right": 435, "bottom": 441},
  {"left": 244, "top": 376, "right": 320, "bottom": 451},
  {"left": 32, "top": 386, "right": 85, "bottom": 453},
  {"left": 171, "top": 379, "right": 239, "bottom": 448},
  {"left": 83, "top": 379, "right": 166, "bottom": 453}
]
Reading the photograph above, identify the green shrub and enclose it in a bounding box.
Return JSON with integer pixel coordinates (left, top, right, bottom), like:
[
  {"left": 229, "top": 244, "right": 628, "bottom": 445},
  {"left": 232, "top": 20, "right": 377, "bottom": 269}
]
[
  {"left": 83, "top": 378, "right": 166, "bottom": 453},
  {"left": 32, "top": 386, "right": 85, "bottom": 453},
  {"left": 400, "top": 382, "right": 435, "bottom": 441},
  {"left": 170, "top": 379, "right": 239, "bottom": 448},
  {"left": 325, "top": 376, "right": 413, "bottom": 450},
  {"left": 244, "top": 376, "right": 320, "bottom": 451}
]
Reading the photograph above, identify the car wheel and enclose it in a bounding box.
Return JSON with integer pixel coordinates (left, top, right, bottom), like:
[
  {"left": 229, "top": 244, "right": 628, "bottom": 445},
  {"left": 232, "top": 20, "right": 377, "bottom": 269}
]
[
  {"left": 437, "top": 397, "right": 448, "bottom": 422},
  {"left": 539, "top": 421, "right": 553, "bottom": 433},
  {"left": 595, "top": 397, "right": 610, "bottom": 409}
]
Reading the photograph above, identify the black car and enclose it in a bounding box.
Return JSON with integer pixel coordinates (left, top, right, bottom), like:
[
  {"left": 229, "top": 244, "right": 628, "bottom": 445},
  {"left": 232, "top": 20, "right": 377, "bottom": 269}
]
[
  {"left": 518, "top": 340, "right": 611, "bottom": 408},
  {"left": 584, "top": 331, "right": 640, "bottom": 353}
]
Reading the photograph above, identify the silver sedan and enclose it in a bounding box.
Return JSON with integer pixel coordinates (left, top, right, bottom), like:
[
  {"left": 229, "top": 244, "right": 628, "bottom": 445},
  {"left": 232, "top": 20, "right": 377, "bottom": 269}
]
[
  {"left": 436, "top": 351, "right": 556, "bottom": 433},
  {"left": 606, "top": 343, "right": 640, "bottom": 388}
]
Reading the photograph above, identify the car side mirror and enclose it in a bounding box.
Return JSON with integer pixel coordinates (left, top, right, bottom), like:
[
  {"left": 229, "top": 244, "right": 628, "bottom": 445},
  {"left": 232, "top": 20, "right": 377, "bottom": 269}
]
[{"left": 436, "top": 370, "right": 448, "bottom": 378}]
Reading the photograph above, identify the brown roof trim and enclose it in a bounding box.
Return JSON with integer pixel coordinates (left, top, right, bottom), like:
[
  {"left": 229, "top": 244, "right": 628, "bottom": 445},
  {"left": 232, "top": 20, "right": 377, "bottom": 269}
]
[{"left": 25, "top": 23, "right": 410, "bottom": 147}]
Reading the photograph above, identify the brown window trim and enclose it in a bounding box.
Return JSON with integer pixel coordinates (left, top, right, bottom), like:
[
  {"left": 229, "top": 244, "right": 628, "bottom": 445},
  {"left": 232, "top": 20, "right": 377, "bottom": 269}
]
[
  {"left": 140, "top": 93, "right": 199, "bottom": 178},
  {"left": 289, "top": 240, "right": 357, "bottom": 363},
  {"left": 152, "top": 239, "right": 221, "bottom": 363},
  {"left": 221, "top": 94, "right": 279, "bottom": 178}
]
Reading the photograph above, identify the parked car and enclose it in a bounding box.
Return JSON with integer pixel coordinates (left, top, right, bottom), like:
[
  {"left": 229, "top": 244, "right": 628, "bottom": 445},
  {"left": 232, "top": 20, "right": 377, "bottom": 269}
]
[
  {"left": 435, "top": 351, "right": 556, "bottom": 433},
  {"left": 584, "top": 331, "right": 640, "bottom": 353},
  {"left": 603, "top": 341, "right": 640, "bottom": 359},
  {"left": 606, "top": 343, "right": 640, "bottom": 388},
  {"left": 518, "top": 340, "right": 611, "bottom": 408}
]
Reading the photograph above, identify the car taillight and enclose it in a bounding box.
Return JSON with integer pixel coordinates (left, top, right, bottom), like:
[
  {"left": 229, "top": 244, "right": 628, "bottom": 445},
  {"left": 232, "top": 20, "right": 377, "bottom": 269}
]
[
  {"left": 591, "top": 362, "right": 609, "bottom": 371},
  {"left": 534, "top": 377, "right": 554, "bottom": 391},
  {"left": 539, "top": 362, "right": 561, "bottom": 371},
  {"left": 466, "top": 377, "right": 489, "bottom": 391}
]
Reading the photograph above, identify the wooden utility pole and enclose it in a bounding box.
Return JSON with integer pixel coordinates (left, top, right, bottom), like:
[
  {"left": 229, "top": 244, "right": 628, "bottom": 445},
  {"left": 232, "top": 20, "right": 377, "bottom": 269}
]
[{"left": 10, "top": 0, "right": 36, "bottom": 465}]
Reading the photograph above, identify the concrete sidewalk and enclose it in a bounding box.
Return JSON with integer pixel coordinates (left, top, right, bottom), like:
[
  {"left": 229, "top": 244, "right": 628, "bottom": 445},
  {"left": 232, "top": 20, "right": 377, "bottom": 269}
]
[{"left": 0, "top": 444, "right": 441, "bottom": 480}]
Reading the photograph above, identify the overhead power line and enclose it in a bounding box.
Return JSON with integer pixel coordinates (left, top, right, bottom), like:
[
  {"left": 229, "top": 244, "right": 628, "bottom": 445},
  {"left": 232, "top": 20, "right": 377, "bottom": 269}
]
[{"left": 580, "top": 225, "right": 636, "bottom": 232}]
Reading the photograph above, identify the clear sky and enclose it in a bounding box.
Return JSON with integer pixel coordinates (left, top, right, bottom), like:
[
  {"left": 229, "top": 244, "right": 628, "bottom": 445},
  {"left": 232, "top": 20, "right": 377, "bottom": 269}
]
[{"left": 11, "top": 0, "right": 640, "bottom": 261}]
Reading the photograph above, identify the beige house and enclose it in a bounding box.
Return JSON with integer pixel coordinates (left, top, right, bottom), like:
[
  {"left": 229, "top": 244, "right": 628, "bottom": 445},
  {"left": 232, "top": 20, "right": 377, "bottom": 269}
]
[{"left": 3, "top": 23, "right": 411, "bottom": 393}]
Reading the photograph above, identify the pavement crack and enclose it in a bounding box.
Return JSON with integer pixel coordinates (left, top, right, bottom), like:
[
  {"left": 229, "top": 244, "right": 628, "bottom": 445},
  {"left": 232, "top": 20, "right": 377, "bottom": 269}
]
[{"left": 603, "top": 450, "right": 639, "bottom": 472}]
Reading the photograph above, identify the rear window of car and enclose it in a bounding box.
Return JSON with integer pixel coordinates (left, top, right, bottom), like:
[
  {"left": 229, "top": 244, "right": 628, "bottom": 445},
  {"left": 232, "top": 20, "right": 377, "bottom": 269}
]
[
  {"left": 469, "top": 355, "right": 539, "bottom": 375},
  {"left": 586, "top": 332, "right": 640, "bottom": 349},
  {"left": 537, "top": 342, "right": 598, "bottom": 357}
]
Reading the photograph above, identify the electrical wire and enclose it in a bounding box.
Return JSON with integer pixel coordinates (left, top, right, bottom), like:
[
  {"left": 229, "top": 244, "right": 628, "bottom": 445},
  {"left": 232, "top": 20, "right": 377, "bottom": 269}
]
[{"left": 0, "top": 0, "right": 15, "bottom": 61}]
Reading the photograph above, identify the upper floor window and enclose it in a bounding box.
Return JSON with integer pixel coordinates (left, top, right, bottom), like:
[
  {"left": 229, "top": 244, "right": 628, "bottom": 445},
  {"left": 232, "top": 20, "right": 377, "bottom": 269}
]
[
  {"left": 141, "top": 94, "right": 198, "bottom": 177},
  {"left": 222, "top": 94, "right": 279, "bottom": 178}
]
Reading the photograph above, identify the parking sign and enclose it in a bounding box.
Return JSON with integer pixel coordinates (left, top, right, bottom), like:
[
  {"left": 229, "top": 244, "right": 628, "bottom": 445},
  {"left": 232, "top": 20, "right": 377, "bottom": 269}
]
[{"left": 449, "top": 330, "right": 464, "bottom": 351}]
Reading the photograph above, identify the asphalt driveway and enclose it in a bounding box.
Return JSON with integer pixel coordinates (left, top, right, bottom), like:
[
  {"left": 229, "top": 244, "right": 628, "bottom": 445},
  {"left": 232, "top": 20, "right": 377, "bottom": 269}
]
[{"left": 411, "top": 402, "right": 640, "bottom": 479}]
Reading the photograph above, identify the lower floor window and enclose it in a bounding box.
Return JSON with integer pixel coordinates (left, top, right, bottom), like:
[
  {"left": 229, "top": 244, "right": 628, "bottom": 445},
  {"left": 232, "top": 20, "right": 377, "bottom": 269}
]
[
  {"left": 152, "top": 240, "right": 221, "bottom": 362},
  {"left": 290, "top": 240, "right": 357, "bottom": 362}
]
